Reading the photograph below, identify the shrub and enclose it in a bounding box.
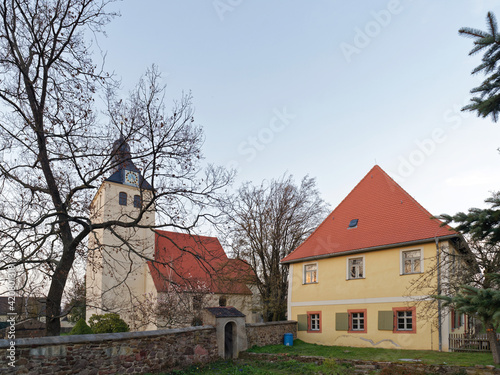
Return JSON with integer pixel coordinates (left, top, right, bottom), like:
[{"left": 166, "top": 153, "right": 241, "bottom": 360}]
[
  {"left": 88, "top": 313, "right": 130, "bottom": 333},
  {"left": 69, "top": 318, "right": 93, "bottom": 335},
  {"left": 191, "top": 315, "right": 203, "bottom": 326}
]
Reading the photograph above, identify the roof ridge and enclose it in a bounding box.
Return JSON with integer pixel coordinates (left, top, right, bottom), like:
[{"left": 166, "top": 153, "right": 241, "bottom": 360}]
[
  {"left": 284, "top": 165, "right": 382, "bottom": 261},
  {"left": 281, "top": 165, "right": 457, "bottom": 263},
  {"left": 155, "top": 229, "right": 220, "bottom": 242},
  {"left": 373, "top": 166, "right": 455, "bottom": 234}
]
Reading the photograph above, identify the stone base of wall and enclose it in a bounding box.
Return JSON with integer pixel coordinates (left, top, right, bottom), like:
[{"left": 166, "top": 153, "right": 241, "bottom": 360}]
[
  {"left": 0, "top": 326, "right": 217, "bottom": 375},
  {"left": 241, "top": 352, "right": 500, "bottom": 375},
  {"left": 246, "top": 320, "right": 297, "bottom": 348}
]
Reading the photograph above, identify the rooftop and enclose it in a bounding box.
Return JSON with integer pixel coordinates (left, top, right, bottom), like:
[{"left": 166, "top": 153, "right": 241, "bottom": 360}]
[
  {"left": 148, "top": 231, "right": 255, "bottom": 295},
  {"left": 281, "top": 165, "right": 458, "bottom": 264}
]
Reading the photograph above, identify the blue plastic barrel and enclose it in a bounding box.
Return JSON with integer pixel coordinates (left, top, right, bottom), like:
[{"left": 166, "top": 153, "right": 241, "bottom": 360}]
[{"left": 284, "top": 333, "right": 293, "bottom": 346}]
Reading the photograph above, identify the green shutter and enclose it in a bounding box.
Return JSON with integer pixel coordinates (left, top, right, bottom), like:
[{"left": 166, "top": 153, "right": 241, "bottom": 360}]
[
  {"left": 336, "top": 312, "right": 348, "bottom": 331},
  {"left": 378, "top": 311, "right": 394, "bottom": 330},
  {"left": 297, "top": 314, "right": 308, "bottom": 331}
]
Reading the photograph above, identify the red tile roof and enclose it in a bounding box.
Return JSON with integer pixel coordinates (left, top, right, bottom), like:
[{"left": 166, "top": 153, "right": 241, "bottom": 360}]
[
  {"left": 281, "top": 165, "right": 457, "bottom": 263},
  {"left": 148, "top": 231, "right": 253, "bottom": 295}
]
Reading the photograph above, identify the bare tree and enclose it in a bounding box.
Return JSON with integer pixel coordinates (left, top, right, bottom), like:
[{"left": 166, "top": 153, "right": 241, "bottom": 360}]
[
  {"left": 0, "top": 0, "right": 231, "bottom": 336},
  {"left": 405, "top": 236, "right": 476, "bottom": 325},
  {"left": 222, "top": 175, "right": 329, "bottom": 321},
  {"left": 406, "top": 210, "right": 500, "bottom": 360}
]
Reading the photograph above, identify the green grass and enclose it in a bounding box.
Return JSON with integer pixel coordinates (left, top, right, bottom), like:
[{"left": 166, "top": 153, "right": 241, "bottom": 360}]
[
  {"left": 247, "top": 339, "right": 496, "bottom": 367},
  {"left": 162, "top": 358, "right": 351, "bottom": 375},
  {"left": 154, "top": 340, "right": 497, "bottom": 374}
]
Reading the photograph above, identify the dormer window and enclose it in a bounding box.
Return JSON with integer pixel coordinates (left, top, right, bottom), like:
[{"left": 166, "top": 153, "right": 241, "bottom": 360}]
[
  {"left": 348, "top": 219, "right": 358, "bottom": 229},
  {"left": 119, "top": 192, "right": 127, "bottom": 206}
]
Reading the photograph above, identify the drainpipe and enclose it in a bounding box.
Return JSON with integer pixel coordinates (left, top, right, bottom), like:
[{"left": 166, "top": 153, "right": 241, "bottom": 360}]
[{"left": 435, "top": 237, "right": 442, "bottom": 352}]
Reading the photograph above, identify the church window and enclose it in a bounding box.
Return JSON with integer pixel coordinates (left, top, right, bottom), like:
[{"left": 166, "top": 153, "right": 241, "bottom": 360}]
[
  {"left": 133, "top": 195, "right": 141, "bottom": 208},
  {"left": 119, "top": 192, "right": 127, "bottom": 206}
]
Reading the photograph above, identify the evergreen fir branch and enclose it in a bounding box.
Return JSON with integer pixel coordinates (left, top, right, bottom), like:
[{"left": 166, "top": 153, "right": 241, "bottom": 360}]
[
  {"left": 487, "top": 12, "right": 498, "bottom": 37},
  {"left": 459, "top": 27, "right": 490, "bottom": 39}
]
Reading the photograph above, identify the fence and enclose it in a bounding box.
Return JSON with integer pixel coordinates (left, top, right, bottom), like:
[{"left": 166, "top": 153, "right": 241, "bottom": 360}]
[{"left": 449, "top": 333, "right": 500, "bottom": 352}]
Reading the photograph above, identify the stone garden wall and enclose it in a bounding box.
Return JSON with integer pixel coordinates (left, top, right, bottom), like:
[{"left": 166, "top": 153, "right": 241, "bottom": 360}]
[
  {"left": 0, "top": 325, "right": 217, "bottom": 375},
  {"left": 0, "top": 321, "right": 298, "bottom": 374},
  {"left": 246, "top": 320, "right": 297, "bottom": 347}
]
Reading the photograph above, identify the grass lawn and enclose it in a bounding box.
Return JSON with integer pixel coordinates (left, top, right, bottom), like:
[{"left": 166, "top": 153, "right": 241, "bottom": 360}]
[
  {"left": 158, "top": 339, "right": 497, "bottom": 374},
  {"left": 163, "top": 358, "right": 352, "bottom": 375},
  {"left": 247, "top": 339, "right": 496, "bottom": 367}
]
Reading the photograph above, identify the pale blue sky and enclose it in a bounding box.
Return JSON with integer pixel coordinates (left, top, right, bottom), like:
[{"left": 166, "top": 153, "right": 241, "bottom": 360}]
[{"left": 97, "top": 0, "right": 500, "bottom": 218}]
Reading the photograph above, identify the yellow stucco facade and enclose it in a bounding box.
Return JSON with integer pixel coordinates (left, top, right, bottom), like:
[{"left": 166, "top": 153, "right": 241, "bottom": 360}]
[{"left": 287, "top": 240, "right": 460, "bottom": 351}]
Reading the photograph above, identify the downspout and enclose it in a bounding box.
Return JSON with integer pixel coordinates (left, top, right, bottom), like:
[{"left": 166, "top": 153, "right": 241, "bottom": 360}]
[{"left": 435, "top": 237, "right": 442, "bottom": 352}]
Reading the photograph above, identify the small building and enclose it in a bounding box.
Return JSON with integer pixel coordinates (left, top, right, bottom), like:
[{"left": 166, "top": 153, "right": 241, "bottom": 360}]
[
  {"left": 203, "top": 306, "right": 248, "bottom": 359},
  {"left": 0, "top": 296, "right": 46, "bottom": 323},
  {"left": 281, "top": 165, "right": 469, "bottom": 351}
]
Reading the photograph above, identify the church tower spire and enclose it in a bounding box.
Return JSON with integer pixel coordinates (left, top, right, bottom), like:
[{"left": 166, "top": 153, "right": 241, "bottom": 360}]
[{"left": 105, "top": 137, "right": 152, "bottom": 189}]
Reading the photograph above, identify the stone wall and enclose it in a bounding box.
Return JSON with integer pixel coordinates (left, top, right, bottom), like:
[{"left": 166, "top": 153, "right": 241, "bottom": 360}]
[
  {"left": 246, "top": 320, "right": 297, "bottom": 348},
  {"left": 0, "top": 325, "right": 217, "bottom": 375}
]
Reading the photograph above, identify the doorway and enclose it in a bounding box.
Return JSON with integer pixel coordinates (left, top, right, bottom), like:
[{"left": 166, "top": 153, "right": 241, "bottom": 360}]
[{"left": 224, "top": 321, "right": 235, "bottom": 359}]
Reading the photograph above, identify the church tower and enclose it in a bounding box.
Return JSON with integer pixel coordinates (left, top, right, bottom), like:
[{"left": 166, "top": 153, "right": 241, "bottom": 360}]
[{"left": 86, "top": 137, "right": 157, "bottom": 330}]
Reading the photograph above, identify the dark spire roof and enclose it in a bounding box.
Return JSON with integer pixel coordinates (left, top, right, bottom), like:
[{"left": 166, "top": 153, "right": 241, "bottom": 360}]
[
  {"left": 111, "top": 136, "right": 137, "bottom": 173},
  {"left": 105, "top": 136, "right": 152, "bottom": 190}
]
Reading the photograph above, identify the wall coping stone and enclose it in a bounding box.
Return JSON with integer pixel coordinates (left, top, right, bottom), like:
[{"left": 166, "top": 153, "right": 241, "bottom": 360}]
[
  {"left": 246, "top": 320, "right": 297, "bottom": 328},
  {"left": 0, "top": 324, "right": 215, "bottom": 348}
]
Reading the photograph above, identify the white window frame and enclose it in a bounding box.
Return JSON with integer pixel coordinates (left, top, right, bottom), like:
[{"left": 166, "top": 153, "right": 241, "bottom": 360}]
[
  {"left": 351, "top": 312, "right": 364, "bottom": 331},
  {"left": 400, "top": 248, "right": 423, "bottom": 275},
  {"left": 396, "top": 310, "right": 413, "bottom": 331},
  {"left": 309, "top": 313, "right": 320, "bottom": 331},
  {"left": 303, "top": 263, "right": 318, "bottom": 284},
  {"left": 346, "top": 256, "right": 365, "bottom": 280}
]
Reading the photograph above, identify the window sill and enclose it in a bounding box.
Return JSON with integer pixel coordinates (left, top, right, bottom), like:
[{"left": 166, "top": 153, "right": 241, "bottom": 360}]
[
  {"left": 346, "top": 277, "right": 365, "bottom": 281},
  {"left": 400, "top": 272, "right": 423, "bottom": 276},
  {"left": 303, "top": 282, "right": 318, "bottom": 285}
]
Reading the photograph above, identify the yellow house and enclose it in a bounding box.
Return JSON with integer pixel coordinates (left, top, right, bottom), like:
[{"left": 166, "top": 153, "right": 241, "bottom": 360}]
[{"left": 281, "top": 165, "right": 468, "bottom": 351}]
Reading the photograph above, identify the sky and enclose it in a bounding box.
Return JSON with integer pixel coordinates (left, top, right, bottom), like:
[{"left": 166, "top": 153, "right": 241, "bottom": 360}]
[{"left": 96, "top": 0, "right": 500, "bottom": 219}]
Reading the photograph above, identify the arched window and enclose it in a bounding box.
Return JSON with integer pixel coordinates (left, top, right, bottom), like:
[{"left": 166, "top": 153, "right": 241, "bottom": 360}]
[
  {"left": 119, "top": 192, "right": 127, "bottom": 206},
  {"left": 133, "top": 195, "right": 141, "bottom": 208}
]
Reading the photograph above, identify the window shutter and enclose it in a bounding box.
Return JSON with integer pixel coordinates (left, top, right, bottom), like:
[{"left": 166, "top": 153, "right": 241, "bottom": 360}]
[
  {"left": 336, "top": 312, "right": 348, "bottom": 331},
  {"left": 297, "top": 314, "right": 308, "bottom": 331},
  {"left": 378, "top": 311, "right": 393, "bottom": 330}
]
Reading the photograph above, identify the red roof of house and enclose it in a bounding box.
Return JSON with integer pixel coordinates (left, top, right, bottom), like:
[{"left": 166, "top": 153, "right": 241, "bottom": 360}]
[
  {"left": 148, "top": 230, "right": 253, "bottom": 295},
  {"left": 281, "top": 165, "right": 457, "bottom": 263}
]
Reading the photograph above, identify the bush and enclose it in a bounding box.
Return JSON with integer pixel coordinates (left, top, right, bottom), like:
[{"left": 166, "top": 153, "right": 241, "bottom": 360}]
[
  {"left": 191, "top": 315, "right": 203, "bottom": 326},
  {"left": 88, "top": 313, "right": 129, "bottom": 333},
  {"left": 69, "top": 318, "right": 93, "bottom": 335}
]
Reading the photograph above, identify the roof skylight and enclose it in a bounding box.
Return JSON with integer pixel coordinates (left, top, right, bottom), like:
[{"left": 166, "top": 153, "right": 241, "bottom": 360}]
[{"left": 348, "top": 219, "right": 358, "bottom": 229}]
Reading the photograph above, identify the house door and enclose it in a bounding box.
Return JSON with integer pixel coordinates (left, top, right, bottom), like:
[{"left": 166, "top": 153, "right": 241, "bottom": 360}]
[{"left": 224, "top": 322, "right": 234, "bottom": 359}]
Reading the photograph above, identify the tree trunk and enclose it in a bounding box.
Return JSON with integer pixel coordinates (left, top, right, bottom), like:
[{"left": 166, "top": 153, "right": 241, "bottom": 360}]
[
  {"left": 486, "top": 326, "right": 500, "bottom": 364},
  {"left": 45, "top": 244, "right": 76, "bottom": 336}
]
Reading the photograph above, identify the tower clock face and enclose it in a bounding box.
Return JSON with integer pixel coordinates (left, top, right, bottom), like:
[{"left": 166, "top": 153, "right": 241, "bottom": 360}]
[{"left": 124, "top": 170, "right": 139, "bottom": 186}]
